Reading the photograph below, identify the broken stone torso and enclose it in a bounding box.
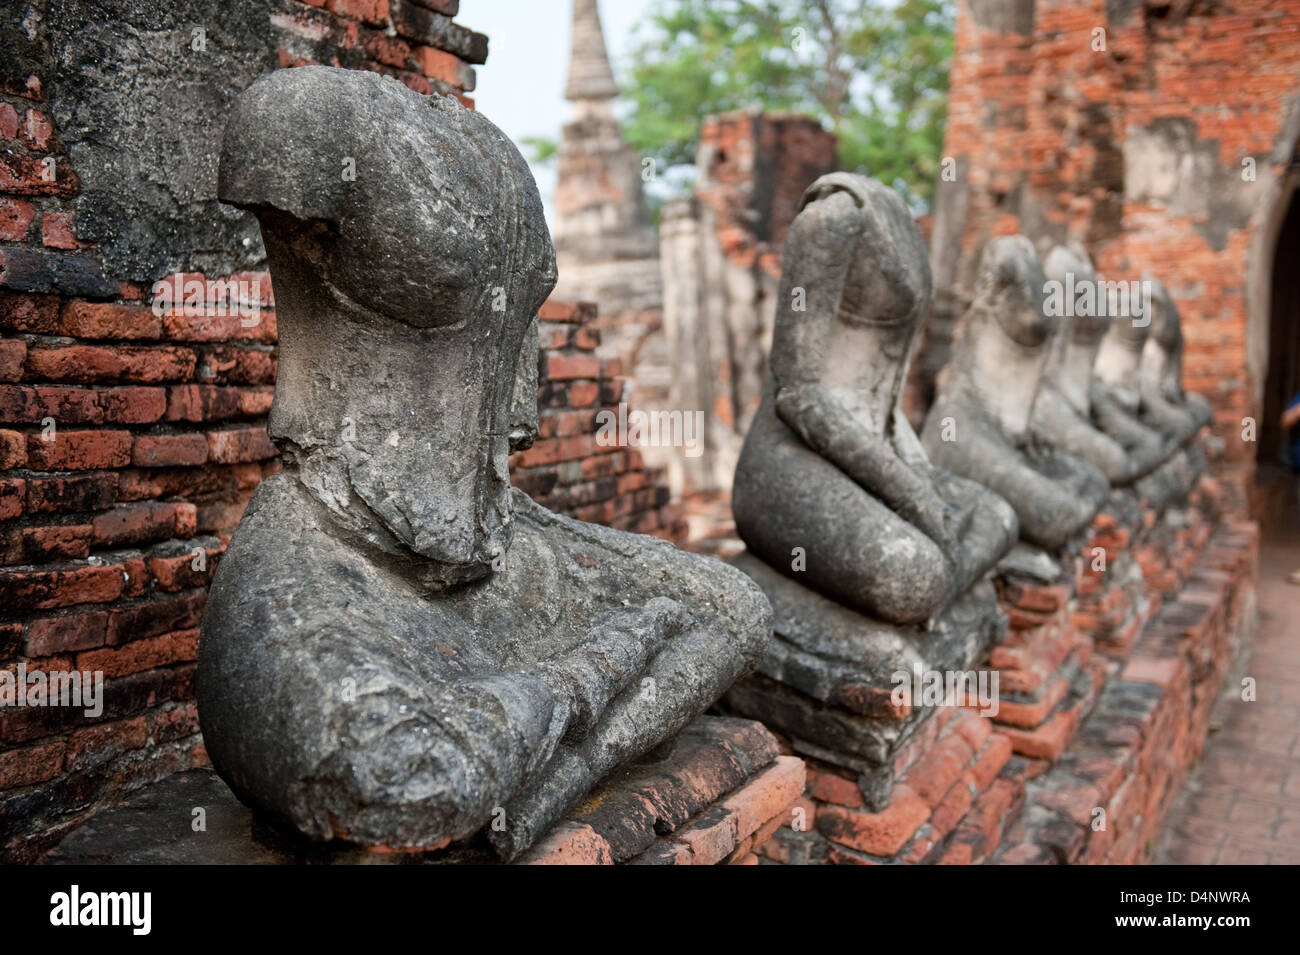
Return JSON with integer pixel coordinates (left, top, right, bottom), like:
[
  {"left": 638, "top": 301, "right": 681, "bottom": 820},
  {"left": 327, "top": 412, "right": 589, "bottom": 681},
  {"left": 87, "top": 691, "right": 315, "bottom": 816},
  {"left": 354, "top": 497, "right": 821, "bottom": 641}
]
[
  {"left": 725, "top": 174, "right": 1015, "bottom": 807},
  {"left": 1091, "top": 284, "right": 1202, "bottom": 510},
  {"left": 1140, "top": 278, "right": 1213, "bottom": 444},
  {"left": 196, "top": 67, "right": 770, "bottom": 861},
  {"left": 1030, "top": 244, "right": 1161, "bottom": 484},
  {"left": 1139, "top": 277, "right": 1212, "bottom": 495},
  {"left": 921, "top": 236, "right": 1110, "bottom": 552},
  {"left": 732, "top": 174, "right": 1018, "bottom": 626}
]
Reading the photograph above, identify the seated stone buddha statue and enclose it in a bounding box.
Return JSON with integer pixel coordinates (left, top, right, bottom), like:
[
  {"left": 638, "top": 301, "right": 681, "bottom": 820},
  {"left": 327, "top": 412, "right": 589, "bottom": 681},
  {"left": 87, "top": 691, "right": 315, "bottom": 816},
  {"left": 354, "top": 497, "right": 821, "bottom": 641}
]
[
  {"left": 1029, "top": 244, "right": 1165, "bottom": 483},
  {"left": 921, "top": 237, "right": 1109, "bottom": 551},
  {"left": 725, "top": 173, "right": 1014, "bottom": 807},
  {"left": 731, "top": 173, "right": 1018, "bottom": 626},
  {"left": 1139, "top": 277, "right": 1213, "bottom": 444},
  {"left": 197, "top": 67, "right": 770, "bottom": 861},
  {"left": 1090, "top": 281, "right": 1197, "bottom": 508}
]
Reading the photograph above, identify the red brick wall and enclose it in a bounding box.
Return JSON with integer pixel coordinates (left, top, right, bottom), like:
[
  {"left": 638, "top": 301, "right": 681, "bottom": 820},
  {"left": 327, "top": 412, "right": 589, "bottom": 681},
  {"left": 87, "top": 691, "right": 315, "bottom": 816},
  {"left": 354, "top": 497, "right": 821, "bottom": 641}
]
[
  {"left": 514, "top": 300, "right": 687, "bottom": 541},
  {"left": 1, "top": 0, "right": 682, "bottom": 861},
  {"left": 2, "top": 43, "right": 295, "bottom": 857},
  {"left": 694, "top": 110, "right": 839, "bottom": 277},
  {"left": 919, "top": 0, "right": 1300, "bottom": 505},
  {"left": 275, "top": 0, "right": 482, "bottom": 103}
]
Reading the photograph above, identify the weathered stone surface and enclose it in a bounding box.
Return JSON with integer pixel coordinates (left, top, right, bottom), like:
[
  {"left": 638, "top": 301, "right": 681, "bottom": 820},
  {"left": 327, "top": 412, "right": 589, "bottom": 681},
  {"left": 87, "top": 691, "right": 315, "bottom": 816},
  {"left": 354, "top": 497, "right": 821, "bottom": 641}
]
[
  {"left": 1087, "top": 270, "right": 1208, "bottom": 512},
  {"left": 0, "top": 0, "right": 285, "bottom": 282},
  {"left": 921, "top": 236, "right": 1109, "bottom": 551},
  {"left": 1139, "top": 278, "right": 1214, "bottom": 444},
  {"left": 1030, "top": 244, "right": 1159, "bottom": 484},
  {"left": 725, "top": 553, "right": 1005, "bottom": 803},
  {"left": 198, "top": 67, "right": 770, "bottom": 861},
  {"left": 1025, "top": 247, "right": 1209, "bottom": 522},
  {"left": 44, "top": 716, "right": 797, "bottom": 866},
  {"left": 1090, "top": 276, "right": 1179, "bottom": 462},
  {"left": 734, "top": 174, "right": 1018, "bottom": 625},
  {"left": 724, "top": 174, "right": 1013, "bottom": 808}
]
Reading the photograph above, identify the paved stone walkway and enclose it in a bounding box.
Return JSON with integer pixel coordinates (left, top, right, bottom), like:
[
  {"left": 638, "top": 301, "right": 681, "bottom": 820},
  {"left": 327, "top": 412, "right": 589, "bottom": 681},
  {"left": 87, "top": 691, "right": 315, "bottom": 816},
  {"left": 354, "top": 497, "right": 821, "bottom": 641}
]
[{"left": 1158, "top": 511, "right": 1300, "bottom": 864}]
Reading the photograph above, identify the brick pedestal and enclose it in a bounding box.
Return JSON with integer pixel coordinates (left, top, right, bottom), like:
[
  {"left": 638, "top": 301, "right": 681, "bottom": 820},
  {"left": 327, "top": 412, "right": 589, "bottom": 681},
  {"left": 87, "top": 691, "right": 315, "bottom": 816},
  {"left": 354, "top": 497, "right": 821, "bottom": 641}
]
[
  {"left": 762, "top": 707, "right": 1021, "bottom": 865},
  {"left": 994, "top": 520, "right": 1257, "bottom": 864},
  {"left": 521, "top": 718, "right": 805, "bottom": 865},
  {"left": 991, "top": 561, "right": 1106, "bottom": 765}
]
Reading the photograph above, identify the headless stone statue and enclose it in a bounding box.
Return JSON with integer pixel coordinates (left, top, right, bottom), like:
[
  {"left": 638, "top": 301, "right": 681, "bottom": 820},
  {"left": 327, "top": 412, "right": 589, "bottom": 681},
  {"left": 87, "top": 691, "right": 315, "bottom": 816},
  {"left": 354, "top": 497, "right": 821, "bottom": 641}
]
[
  {"left": 725, "top": 174, "right": 1015, "bottom": 806},
  {"left": 1140, "top": 277, "right": 1212, "bottom": 493},
  {"left": 1030, "top": 244, "right": 1164, "bottom": 483},
  {"left": 1140, "top": 278, "right": 1213, "bottom": 443},
  {"left": 197, "top": 67, "right": 770, "bottom": 860},
  {"left": 921, "top": 237, "right": 1109, "bottom": 552},
  {"left": 732, "top": 173, "right": 1018, "bottom": 625},
  {"left": 1092, "top": 285, "right": 1167, "bottom": 456},
  {"left": 1091, "top": 278, "right": 1199, "bottom": 510}
]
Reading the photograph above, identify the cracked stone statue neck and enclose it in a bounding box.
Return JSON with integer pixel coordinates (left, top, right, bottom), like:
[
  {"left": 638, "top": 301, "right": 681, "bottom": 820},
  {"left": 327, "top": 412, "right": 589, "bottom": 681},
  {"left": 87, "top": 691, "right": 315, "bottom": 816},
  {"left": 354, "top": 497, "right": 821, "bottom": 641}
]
[
  {"left": 822, "top": 317, "right": 914, "bottom": 439},
  {"left": 263, "top": 234, "right": 515, "bottom": 583},
  {"left": 1055, "top": 336, "right": 1104, "bottom": 416},
  {"left": 1140, "top": 334, "right": 1185, "bottom": 401},
  {"left": 1095, "top": 323, "right": 1146, "bottom": 391},
  {"left": 961, "top": 312, "right": 1046, "bottom": 439}
]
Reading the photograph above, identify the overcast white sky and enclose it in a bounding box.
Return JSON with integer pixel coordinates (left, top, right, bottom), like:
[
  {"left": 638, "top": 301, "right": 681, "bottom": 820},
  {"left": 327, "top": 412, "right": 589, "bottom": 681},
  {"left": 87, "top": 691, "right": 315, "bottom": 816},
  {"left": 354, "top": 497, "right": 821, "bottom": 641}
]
[{"left": 465, "top": 0, "right": 657, "bottom": 224}]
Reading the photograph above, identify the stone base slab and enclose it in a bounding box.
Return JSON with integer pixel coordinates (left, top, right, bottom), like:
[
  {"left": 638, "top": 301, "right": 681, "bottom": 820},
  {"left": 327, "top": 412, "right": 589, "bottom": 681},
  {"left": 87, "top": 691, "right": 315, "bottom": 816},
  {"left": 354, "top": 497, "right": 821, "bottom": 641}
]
[{"left": 42, "top": 716, "right": 803, "bottom": 866}]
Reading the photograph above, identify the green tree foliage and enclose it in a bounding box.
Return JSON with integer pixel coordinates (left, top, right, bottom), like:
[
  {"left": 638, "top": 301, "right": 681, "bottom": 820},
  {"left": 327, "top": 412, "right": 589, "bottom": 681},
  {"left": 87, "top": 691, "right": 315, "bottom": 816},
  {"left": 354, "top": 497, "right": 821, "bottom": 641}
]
[
  {"left": 521, "top": 135, "right": 559, "bottom": 163},
  {"left": 620, "top": 0, "right": 953, "bottom": 207}
]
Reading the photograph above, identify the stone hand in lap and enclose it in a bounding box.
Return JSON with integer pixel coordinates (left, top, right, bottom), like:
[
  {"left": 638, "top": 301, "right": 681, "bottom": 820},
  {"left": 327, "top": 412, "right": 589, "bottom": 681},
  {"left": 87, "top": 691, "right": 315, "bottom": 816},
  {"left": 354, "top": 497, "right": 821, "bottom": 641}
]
[
  {"left": 197, "top": 67, "right": 769, "bottom": 860},
  {"left": 1030, "top": 244, "right": 1163, "bottom": 483},
  {"left": 921, "top": 236, "right": 1109, "bottom": 551},
  {"left": 732, "top": 173, "right": 1017, "bottom": 625}
]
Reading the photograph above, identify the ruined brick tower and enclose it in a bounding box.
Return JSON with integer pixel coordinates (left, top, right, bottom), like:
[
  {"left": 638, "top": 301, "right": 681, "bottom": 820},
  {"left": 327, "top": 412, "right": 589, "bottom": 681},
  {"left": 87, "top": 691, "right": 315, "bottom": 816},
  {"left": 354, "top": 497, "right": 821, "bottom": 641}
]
[
  {"left": 551, "top": 0, "right": 661, "bottom": 319},
  {"left": 660, "top": 111, "right": 837, "bottom": 504}
]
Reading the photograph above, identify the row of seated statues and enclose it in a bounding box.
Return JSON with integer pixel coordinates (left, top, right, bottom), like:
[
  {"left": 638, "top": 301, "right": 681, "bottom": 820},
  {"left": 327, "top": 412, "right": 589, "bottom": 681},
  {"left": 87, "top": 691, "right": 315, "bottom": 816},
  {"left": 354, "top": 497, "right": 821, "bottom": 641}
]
[
  {"left": 196, "top": 68, "right": 1213, "bottom": 858},
  {"left": 726, "top": 178, "right": 1210, "bottom": 803}
]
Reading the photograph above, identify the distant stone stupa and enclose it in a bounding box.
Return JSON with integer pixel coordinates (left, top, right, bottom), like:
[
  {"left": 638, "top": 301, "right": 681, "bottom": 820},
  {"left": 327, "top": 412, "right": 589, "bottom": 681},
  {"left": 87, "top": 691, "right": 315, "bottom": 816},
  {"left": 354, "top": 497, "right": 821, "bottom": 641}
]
[{"left": 551, "top": 0, "right": 661, "bottom": 316}]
